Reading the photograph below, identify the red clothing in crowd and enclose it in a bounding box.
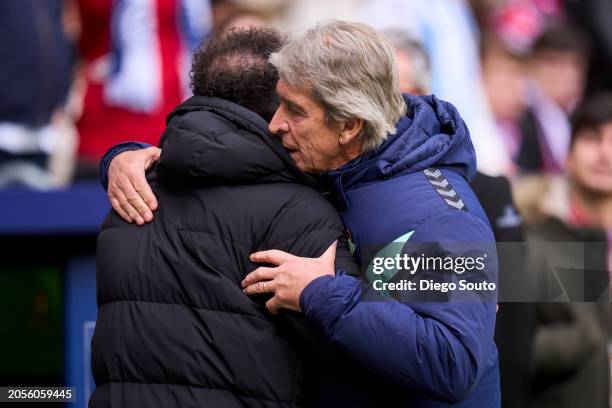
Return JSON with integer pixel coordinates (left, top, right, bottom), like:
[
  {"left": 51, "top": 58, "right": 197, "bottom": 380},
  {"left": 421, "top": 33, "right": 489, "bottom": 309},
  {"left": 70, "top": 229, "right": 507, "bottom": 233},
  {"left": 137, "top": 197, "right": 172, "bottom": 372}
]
[{"left": 76, "top": 0, "right": 185, "bottom": 162}]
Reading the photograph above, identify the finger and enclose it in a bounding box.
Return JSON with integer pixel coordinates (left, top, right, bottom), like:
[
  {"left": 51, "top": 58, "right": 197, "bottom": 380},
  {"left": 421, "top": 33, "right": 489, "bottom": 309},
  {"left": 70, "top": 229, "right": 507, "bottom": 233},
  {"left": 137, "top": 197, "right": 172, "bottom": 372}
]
[
  {"left": 250, "top": 249, "right": 295, "bottom": 266},
  {"left": 114, "top": 188, "right": 144, "bottom": 225},
  {"left": 243, "top": 280, "right": 276, "bottom": 296},
  {"left": 266, "top": 298, "right": 280, "bottom": 315},
  {"left": 120, "top": 199, "right": 144, "bottom": 225},
  {"left": 132, "top": 176, "right": 158, "bottom": 215},
  {"left": 125, "top": 193, "right": 151, "bottom": 223},
  {"left": 241, "top": 267, "right": 276, "bottom": 287},
  {"left": 109, "top": 197, "right": 132, "bottom": 223},
  {"left": 117, "top": 176, "right": 148, "bottom": 224}
]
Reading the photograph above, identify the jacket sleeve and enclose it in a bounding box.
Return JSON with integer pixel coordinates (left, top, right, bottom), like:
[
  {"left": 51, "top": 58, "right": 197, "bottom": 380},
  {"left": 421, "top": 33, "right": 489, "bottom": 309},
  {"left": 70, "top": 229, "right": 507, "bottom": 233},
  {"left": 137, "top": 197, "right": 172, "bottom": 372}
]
[
  {"left": 299, "top": 210, "right": 498, "bottom": 403},
  {"left": 99, "top": 141, "right": 152, "bottom": 190}
]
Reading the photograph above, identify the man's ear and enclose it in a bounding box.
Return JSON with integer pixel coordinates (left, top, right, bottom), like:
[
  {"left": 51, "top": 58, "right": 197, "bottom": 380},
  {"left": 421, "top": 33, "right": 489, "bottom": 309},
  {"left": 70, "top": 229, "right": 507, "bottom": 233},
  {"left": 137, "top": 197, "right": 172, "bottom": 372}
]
[{"left": 339, "top": 118, "right": 364, "bottom": 146}]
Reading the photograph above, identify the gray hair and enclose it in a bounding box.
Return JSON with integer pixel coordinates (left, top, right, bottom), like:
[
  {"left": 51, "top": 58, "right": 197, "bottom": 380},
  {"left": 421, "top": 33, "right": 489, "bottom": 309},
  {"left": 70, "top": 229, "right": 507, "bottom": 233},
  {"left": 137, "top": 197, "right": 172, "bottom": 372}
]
[
  {"left": 270, "top": 20, "right": 407, "bottom": 151},
  {"left": 384, "top": 30, "right": 431, "bottom": 94}
]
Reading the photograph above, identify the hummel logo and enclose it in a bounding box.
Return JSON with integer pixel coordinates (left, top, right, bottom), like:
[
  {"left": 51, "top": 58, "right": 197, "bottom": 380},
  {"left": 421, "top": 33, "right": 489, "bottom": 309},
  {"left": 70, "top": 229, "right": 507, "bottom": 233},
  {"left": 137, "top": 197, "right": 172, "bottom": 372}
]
[
  {"left": 423, "top": 167, "right": 466, "bottom": 211},
  {"left": 423, "top": 168, "right": 442, "bottom": 178}
]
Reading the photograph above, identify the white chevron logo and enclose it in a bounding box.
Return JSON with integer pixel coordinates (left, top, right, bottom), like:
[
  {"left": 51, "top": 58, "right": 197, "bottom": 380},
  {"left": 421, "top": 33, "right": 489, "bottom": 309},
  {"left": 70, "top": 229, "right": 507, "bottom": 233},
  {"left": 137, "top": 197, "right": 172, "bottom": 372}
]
[
  {"left": 445, "top": 198, "right": 465, "bottom": 209},
  {"left": 430, "top": 178, "right": 449, "bottom": 188},
  {"left": 423, "top": 168, "right": 442, "bottom": 178},
  {"left": 437, "top": 188, "right": 457, "bottom": 198},
  {"left": 423, "top": 167, "right": 467, "bottom": 211}
]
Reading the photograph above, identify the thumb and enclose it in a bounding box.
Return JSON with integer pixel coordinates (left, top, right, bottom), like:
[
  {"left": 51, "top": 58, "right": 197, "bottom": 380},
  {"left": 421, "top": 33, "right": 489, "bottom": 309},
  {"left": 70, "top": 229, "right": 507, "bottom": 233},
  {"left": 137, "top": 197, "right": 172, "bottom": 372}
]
[
  {"left": 145, "top": 147, "right": 162, "bottom": 170},
  {"left": 320, "top": 240, "right": 337, "bottom": 265}
]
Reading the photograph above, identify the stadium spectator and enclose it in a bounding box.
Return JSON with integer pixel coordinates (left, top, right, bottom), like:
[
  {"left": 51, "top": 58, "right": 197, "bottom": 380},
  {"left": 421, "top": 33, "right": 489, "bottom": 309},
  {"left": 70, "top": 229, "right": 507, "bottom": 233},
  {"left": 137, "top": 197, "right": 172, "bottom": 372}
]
[
  {"left": 517, "top": 24, "right": 591, "bottom": 174},
  {"left": 211, "top": 0, "right": 270, "bottom": 34},
  {"left": 482, "top": 38, "right": 528, "bottom": 175},
  {"left": 0, "top": 0, "right": 76, "bottom": 188},
  {"left": 383, "top": 30, "right": 431, "bottom": 96},
  {"left": 514, "top": 93, "right": 612, "bottom": 407},
  {"left": 359, "top": 0, "right": 511, "bottom": 176},
  {"left": 73, "top": 0, "right": 212, "bottom": 178},
  {"left": 564, "top": 0, "right": 612, "bottom": 94}
]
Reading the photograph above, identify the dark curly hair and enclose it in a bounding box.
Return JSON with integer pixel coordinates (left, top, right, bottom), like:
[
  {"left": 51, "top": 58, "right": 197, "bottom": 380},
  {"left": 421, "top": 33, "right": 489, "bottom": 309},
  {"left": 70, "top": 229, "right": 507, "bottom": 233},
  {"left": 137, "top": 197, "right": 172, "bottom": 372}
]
[{"left": 190, "top": 27, "right": 286, "bottom": 122}]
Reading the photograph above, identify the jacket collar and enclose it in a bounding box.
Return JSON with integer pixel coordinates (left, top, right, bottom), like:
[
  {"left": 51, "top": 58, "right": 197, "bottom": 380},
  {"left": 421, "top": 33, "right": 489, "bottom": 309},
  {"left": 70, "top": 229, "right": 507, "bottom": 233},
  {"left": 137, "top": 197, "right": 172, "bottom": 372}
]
[
  {"left": 162, "top": 96, "right": 318, "bottom": 188},
  {"left": 321, "top": 94, "right": 476, "bottom": 209}
]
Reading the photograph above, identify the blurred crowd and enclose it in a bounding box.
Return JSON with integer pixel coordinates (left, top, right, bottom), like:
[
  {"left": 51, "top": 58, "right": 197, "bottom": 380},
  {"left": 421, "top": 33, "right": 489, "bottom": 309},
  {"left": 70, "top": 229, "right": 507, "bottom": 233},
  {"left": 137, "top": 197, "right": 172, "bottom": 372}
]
[
  {"left": 1, "top": 0, "right": 611, "bottom": 407},
  {"left": 2, "top": 0, "right": 611, "bottom": 185}
]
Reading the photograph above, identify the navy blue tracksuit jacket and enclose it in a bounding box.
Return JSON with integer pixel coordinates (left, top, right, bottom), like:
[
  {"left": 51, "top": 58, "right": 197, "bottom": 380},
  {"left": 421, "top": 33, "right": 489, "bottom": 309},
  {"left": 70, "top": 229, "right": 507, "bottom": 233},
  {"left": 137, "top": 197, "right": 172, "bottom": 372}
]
[{"left": 301, "top": 94, "right": 500, "bottom": 407}]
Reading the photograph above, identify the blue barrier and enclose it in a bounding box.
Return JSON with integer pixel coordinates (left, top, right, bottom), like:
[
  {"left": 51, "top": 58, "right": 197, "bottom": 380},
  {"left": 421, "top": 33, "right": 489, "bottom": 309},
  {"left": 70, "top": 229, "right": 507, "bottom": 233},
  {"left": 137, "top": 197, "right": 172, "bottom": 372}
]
[
  {"left": 65, "top": 256, "right": 97, "bottom": 407},
  {"left": 0, "top": 182, "right": 110, "bottom": 234}
]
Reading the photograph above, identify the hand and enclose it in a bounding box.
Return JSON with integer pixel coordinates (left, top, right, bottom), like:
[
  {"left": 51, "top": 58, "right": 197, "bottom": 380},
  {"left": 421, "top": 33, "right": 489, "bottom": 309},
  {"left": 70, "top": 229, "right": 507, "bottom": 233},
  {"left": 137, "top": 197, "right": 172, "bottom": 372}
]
[
  {"left": 108, "top": 147, "right": 161, "bottom": 224},
  {"left": 242, "top": 241, "right": 337, "bottom": 314}
]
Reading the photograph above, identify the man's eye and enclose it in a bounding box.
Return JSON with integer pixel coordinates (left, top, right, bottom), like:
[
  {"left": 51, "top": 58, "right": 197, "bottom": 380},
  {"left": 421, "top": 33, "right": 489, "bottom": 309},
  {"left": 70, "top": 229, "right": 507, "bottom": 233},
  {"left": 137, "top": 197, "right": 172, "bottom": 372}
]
[{"left": 288, "top": 107, "right": 304, "bottom": 117}]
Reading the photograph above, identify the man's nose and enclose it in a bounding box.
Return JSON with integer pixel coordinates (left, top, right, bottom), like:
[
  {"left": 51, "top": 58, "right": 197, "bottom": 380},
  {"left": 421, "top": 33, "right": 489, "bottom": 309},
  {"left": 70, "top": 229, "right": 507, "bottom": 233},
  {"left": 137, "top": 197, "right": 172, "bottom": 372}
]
[{"left": 269, "top": 111, "right": 289, "bottom": 134}]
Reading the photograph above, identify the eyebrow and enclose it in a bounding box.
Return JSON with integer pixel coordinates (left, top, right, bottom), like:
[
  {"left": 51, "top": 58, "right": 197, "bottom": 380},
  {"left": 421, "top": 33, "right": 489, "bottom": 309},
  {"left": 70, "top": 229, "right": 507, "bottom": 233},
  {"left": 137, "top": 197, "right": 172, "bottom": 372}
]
[{"left": 281, "top": 97, "right": 307, "bottom": 116}]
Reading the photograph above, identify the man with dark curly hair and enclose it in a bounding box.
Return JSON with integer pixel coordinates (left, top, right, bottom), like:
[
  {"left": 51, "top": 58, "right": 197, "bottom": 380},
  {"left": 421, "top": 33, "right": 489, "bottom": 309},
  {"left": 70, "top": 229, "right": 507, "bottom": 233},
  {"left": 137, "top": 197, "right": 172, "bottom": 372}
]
[
  {"left": 189, "top": 29, "right": 282, "bottom": 122},
  {"left": 91, "top": 27, "right": 358, "bottom": 408}
]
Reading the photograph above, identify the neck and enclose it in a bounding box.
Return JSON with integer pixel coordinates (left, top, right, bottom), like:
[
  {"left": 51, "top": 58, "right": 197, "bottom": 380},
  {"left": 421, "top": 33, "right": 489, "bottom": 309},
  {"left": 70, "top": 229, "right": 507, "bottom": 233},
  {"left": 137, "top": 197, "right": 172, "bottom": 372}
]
[
  {"left": 330, "top": 145, "right": 363, "bottom": 171},
  {"left": 322, "top": 136, "right": 364, "bottom": 173},
  {"left": 570, "top": 181, "right": 612, "bottom": 228}
]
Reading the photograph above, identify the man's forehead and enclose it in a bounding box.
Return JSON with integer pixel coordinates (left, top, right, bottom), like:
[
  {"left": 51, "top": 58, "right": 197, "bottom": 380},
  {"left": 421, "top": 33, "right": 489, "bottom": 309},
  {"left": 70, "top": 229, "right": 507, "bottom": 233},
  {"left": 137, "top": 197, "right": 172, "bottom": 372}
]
[
  {"left": 277, "top": 80, "right": 320, "bottom": 110},
  {"left": 278, "top": 80, "right": 306, "bottom": 101},
  {"left": 575, "top": 124, "right": 612, "bottom": 145}
]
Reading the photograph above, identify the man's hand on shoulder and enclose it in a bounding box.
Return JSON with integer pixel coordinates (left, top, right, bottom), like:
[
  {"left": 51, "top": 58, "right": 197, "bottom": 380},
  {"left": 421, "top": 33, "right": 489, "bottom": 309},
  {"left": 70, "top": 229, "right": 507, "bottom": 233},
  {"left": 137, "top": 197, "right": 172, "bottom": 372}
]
[{"left": 108, "top": 147, "right": 161, "bottom": 225}]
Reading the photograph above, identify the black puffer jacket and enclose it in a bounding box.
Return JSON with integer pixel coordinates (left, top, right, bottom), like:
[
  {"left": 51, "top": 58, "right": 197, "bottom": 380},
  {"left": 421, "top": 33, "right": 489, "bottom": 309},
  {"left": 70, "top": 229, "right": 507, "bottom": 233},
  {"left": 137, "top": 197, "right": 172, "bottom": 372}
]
[{"left": 91, "top": 97, "right": 358, "bottom": 408}]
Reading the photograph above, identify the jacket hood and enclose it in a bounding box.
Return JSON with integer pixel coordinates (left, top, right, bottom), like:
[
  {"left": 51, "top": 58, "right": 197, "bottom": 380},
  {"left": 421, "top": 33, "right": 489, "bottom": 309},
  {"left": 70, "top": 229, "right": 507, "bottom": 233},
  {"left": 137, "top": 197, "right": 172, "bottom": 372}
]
[
  {"left": 320, "top": 94, "right": 477, "bottom": 207},
  {"left": 158, "top": 96, "right": 316, "bottom": 187}
]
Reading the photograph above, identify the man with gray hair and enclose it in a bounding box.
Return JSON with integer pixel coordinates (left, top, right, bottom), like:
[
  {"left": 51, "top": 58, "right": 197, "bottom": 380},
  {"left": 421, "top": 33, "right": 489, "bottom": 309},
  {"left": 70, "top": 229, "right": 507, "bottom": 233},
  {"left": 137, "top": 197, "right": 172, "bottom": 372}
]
[{"left": 102, "top": 21, "right": 500, "bottom": 407}]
